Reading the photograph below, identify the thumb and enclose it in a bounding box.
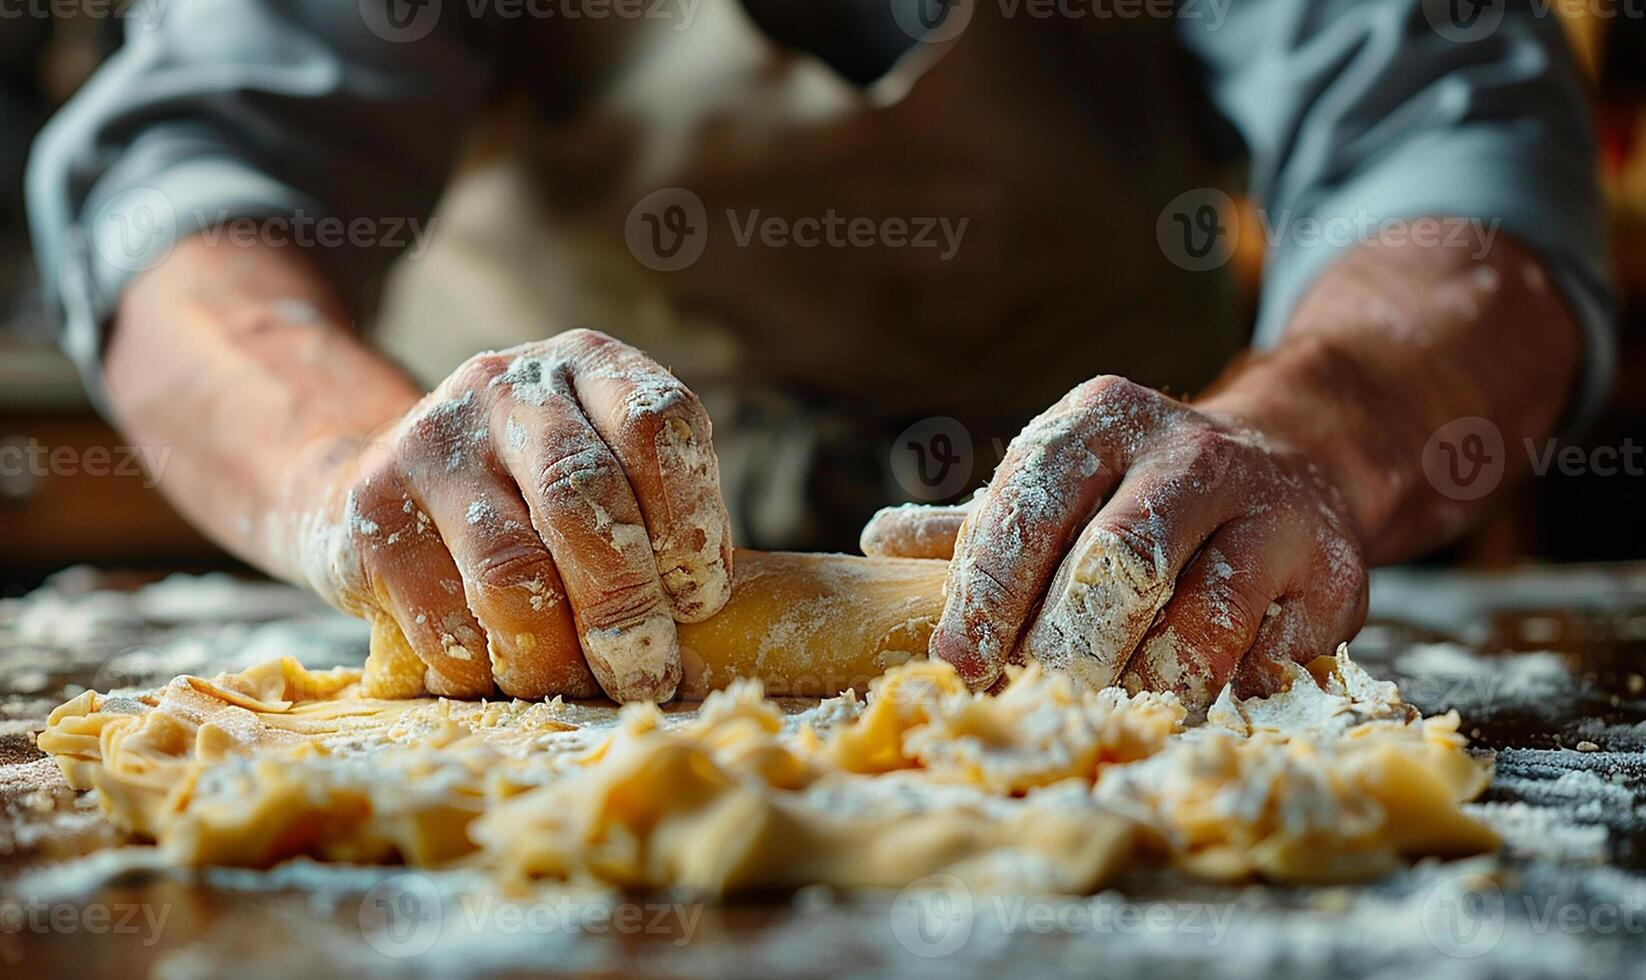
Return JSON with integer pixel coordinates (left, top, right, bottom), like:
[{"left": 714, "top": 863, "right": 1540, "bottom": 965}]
[{"left": 859, "top": 500, "right": 976, "bottom": 560}]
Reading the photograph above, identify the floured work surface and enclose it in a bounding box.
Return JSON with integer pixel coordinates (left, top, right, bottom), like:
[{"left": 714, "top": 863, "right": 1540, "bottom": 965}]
[{"left": 6, "top": 566, "right": 1646, "bottom": 978}]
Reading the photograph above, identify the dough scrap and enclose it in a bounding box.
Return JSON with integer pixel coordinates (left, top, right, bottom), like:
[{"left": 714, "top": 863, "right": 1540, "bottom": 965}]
[
  {"left": 39, "top": 646, "right": 1497, "bottom": 895},
  {"left": 1101, "top": 654, "right": 1496, "bottom": 882}
]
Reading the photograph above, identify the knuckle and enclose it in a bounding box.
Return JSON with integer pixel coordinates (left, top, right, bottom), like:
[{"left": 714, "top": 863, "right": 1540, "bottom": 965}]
[
  {"left": 1188, "top": 426, "right": 1243, "bottom": 464},
  {"left": 353, "top": 421, "right": 404, "bottom": 467},
  {"left": 471, "top": 541, "right": 555, "bottom": 593},
  {"left": 1073, "top": 374, "right": 1141, "bottom": 408},
  {"left": 993, "top": 459, "right": 1081, "bottom": 530},
  {"left": 524, "top": 386, "right": 579, "bottom": 417},
  {"left": 1179, "top": 428, "right": 1245, "bottom": 486},
  {"left": 1203, "top": 585, "right": 1261, "bottom": 645},
  {"left": 579, "top": 580, "right": 666, "bottom": 631},
  {"left": 1090, "top": 517, "right": 1164, "bottom": 578},
  {"left": 343, "top": 477, "right": 403, "bottom": 546},
  {"left": 536, "top": 444, "right": 626, "bottom": 501},
  {"left": 617, "top": 380, "right": 702, "bottom": 444},
  {"left": 552, "top": 326, "right": 611, "bottom": 355},
  {"left": 398, "top": 415, "right": 479, "bottom": 481},
  {"left": 402, "top": 409, "right": 459, "bottom": 451},
  {"left": 450, "top": 353, "right": 510, "bottom": 392}
]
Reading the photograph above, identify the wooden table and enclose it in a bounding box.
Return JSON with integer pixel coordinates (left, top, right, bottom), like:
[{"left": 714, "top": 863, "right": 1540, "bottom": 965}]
[{"left": 4, "top": 564, "right": 1646, "bottom": 978}]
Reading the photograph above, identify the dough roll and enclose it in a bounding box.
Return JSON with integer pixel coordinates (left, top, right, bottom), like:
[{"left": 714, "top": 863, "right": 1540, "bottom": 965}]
[
  {"left": 676, "top": 550, "right": 948, "bottom": 697},
  {"left": 363, "top": 550, "right": 949, "bottom": 699}
]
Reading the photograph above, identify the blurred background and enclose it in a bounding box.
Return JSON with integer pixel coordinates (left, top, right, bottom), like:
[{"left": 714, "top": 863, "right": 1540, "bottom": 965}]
[{"left": 1, "top": 7, "right": 1643, "bottom": 594}]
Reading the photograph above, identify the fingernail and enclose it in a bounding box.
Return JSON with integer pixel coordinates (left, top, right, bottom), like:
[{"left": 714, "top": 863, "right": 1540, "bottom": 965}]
[
  {"left": 583, "top": 610, "right": 681, "bottom": 702},
  {"left": 930, "top": 625, "right": 999, "bottom": 690},
  {"left": 658, "top": 538, "right": 731, "bottom": 623}
]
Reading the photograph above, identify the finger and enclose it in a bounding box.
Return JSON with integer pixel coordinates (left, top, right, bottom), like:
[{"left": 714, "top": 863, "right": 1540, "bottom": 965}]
[
  {"left": 390, "top": 362, "right": 596, "bottom": 698},
  {"left": 538, "top": 329, "right": 733, "bottom": 623},
  {"left": 1230, "top": 599, "right": 1311, "bottom": 698},
  {"left": 352, "top": 476, "right": 495, "bottom": 698},
  {"left": 495, "top": 367, "right": 680, "bottom": 703},
  {"left": 932, "top": 377, "right": 1162, "bottom": 688},
  {"left": 420, "top": 478, "right": 599, "bottom": 700},
  {"left": 1119, "top": 517, "right": 1302, "bottom": 713},
  {"left": 1234, "top": 542, "right": 1368, "bottom": 698},
  {"left": 1018, "top": 424, "right": 1250, "bottom": 690},
  {"left": 859, "top": 502, "right": 973, "bottom": 560}
]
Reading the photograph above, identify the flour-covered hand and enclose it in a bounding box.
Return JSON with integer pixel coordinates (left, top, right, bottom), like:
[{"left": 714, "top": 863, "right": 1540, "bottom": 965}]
[
  {"left": 868, "top": 376, "right": 1368, "bottom": 711},
  {"left": 288, "top": 329, "right": 732, "bottom": 702}
]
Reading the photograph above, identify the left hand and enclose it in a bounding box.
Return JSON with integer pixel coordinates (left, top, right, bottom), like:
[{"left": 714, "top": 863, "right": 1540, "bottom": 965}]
[{"left": 862, "top": 375, "right": 1368, "bottom": 711}]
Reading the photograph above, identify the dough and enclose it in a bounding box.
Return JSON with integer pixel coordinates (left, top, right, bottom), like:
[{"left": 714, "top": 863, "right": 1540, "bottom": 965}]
[
  {"left": 361, "top": 551, "right": 951, "bottom": 699},
  {"left": 40, "top": 646, "right": 1496, "bottom": 895}
]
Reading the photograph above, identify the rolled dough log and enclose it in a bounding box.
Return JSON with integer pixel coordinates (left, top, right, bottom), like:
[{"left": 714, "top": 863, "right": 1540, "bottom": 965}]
[
  {"left": 675, "top": 550, "right": 947, "bottom": 698},
  {"left": 364, "top": 550, "right": 949, "bottom": 699}
]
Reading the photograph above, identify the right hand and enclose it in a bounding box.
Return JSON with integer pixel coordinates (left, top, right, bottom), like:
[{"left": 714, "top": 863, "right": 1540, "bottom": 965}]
[
  {"left": 288, "top": 329, "right": 733, "bottom": 701},
  {"left": 862, "top": 376, "right": 1368, "bottom": 712}
]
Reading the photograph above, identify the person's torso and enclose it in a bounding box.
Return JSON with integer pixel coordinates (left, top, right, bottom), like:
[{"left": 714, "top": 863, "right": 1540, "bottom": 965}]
[{"left": 373, "top": 0, "right": 1247, "bottom": 545}]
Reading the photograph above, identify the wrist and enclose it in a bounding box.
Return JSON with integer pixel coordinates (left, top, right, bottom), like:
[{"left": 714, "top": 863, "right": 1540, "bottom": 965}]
[
  {"left": 1196, "top": 336, "right": 1423, "bottom": 549},
  {"left": 261, "top": 432, "right": 383, "bottom": 598}
]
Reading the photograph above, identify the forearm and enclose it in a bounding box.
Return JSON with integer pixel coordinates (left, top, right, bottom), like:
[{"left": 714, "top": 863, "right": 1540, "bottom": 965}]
[
  {"left": 105, "top": 236, "right": 421, "bottom": 579},
  {"left": 1199, "top": 232, "right": 1584, "bottom": 564}
]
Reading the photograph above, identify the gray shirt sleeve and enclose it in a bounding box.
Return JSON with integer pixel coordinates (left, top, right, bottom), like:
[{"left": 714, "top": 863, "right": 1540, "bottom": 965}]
[
  {"left": 1181, "top": 0, "right": 1615, "bottom": 427},
  {"left": 25, "top": 0, "right": 495, "bottom": 405}
]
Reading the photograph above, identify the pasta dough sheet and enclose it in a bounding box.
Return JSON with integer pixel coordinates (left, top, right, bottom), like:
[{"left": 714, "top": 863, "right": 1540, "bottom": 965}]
[{"left": 38, "top": 648, "right": 1497, "bottom": 895}]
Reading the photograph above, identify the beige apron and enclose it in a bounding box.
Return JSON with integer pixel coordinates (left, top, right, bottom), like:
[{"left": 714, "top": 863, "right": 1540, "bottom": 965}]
[{"left": 374, "top": 0, "right": 1246, "bottom": 548}]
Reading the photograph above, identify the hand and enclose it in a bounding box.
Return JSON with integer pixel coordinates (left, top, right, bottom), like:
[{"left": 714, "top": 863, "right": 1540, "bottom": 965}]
[
  {"left": 864, "top": 376, "right": 1368, "bottom": 711},
  {"left": 288, "top": 329, "right": 733, "bottom": 701}
]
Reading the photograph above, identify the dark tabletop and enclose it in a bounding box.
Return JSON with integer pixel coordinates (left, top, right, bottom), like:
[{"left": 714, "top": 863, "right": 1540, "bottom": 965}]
[{"left": 4, "top": 563, "right": 1646, "bottom": 979}]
